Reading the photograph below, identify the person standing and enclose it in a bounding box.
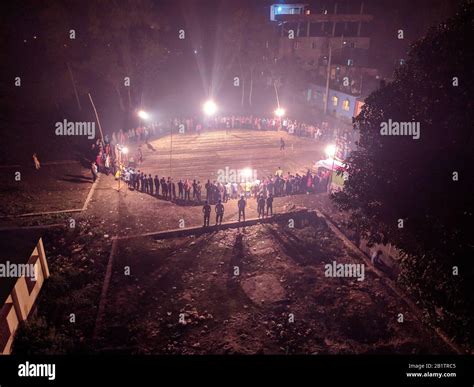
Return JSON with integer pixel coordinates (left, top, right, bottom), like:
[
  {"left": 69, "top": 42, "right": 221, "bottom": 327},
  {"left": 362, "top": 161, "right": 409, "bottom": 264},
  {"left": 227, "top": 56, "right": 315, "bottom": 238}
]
[
  {"left": 184, "top": 179, "right": 191, "bottom": 201},
  {"left": 141, "top": 173, "right": 147, "bottom": 193},
  {"left": 161, "top": 177, "right": 168, "bottom": 199},
  {"left": 192, "top": 179, "right": 198, "bottom": 200},
  {"left": 215, "top": 199, "right": 224, "bottom": 225},
  {"left": 135, "top": 170, "right": 140, "bottom": 190},
  {"left": 32, "top": 153, "right": 41, "bottom": 170},
  {"left": 238, "top": 195, "right": 246, "bottom": 222},
  {"left": 148, "top": 174, "right": 154, "bottom": 195},
  {"left": 266, "top": 193, "right": 274, "bottom": 216},
  {"left": 178, "top": 179, "right": 184, "bottom": 199},
  {"left": 306, "top": 170, "right": 313, "bottom": 194},
  {"left": 257, "top": 195, "right": 266, "bottom": 219},
  {"left": 275, "top": 166, "right": 283, "bottom": 178},
  {"left": 137, "top": 146, "right": 143, "bottom": 164},
  {"left": 91, "top": 161, "right": 98, "bottom": 182},
  {"left": 171, "top": 179, "right": 177, "bottom": 200},
  {"left": 129, "top": 169, "right": 135, "bottom": 189},
  {"left": 202, "top": 201, "right": 211, "bottom": 227},
  {"left": 105, "top": 154, "right": 111, "bottom": 176},
  {"left": 196, "top": 181, "right": 202, "bottom": 203},
  {"left": 280, "top": 137, "right": 285, "bottom": 151},
  {"left": 205, "top": 179, "right": 211, "bottom": 201},
  {"left": 167, "top": 178, "right": 172, "bottom": 200},
  {"left": 154, "top": 175, "right": 160, "bottom": 196}
]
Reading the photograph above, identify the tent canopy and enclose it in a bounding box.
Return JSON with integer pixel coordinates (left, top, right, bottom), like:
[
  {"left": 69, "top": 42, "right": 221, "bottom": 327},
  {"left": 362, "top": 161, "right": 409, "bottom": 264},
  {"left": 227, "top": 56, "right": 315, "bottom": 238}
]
[{"left": 314, "top": 158, "right": 346, "bottom": 172}]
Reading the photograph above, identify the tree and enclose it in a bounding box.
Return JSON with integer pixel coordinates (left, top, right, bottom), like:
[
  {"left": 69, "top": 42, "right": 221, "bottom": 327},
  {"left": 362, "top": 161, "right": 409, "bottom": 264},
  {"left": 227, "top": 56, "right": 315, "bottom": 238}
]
[
  {"left": 10, "top": 0, "right": 166, "bottom": 120},
  {"left": 83, "top": 0, "right": 166, "bottom": 113},
  {"left": 332, "top": 2, "right": 473, "bottom": 347},
  {"left": 221, "top": 5, "right": 276, "bottom": 110}
]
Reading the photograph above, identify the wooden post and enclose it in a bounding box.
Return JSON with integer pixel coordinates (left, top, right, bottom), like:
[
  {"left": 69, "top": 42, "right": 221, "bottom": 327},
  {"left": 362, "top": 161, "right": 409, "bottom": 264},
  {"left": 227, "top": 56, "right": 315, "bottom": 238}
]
[{"left": 88, "top": 93, "right": 104, "bottom": 143}]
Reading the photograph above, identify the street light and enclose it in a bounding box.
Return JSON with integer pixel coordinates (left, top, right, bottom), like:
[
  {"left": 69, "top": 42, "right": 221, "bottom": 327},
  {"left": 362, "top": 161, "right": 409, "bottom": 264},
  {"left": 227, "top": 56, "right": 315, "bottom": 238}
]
[
  {"left": 325, "top": 144, "right": 337, "bottom": 193},
  {"left": 325, "top": 144, "right": 336, "bottom": 158},
  {"left": 241, "top": 168, "right": 253, "bottom": 182},
  {"left": 274, "top": 107, "right": 285, "bottom": 117},
  {"left": 203, "top": 100, "right": 217, "bottom": 116},
  {"left": 138, "top": 110, "right": 150, "bottom": 120}
]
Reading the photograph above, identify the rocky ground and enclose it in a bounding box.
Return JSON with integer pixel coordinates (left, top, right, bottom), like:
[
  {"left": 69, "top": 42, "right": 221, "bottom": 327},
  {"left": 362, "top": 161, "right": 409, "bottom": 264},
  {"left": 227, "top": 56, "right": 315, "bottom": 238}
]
[{"left": 99, "top": 216, "right": 451, "bottom": 354}]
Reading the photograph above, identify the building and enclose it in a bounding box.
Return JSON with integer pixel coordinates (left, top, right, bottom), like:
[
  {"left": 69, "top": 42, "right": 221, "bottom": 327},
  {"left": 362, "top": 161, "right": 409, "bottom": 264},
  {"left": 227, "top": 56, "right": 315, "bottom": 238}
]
[
  {"left": 272, "top": 2, "right": 372, "bottom": 65},
  {"left": 270, "top": 3, "right": 308, "bottom": 21},
  {"left": 0, "top": 230, "right": 50, "bottom": 355},
  {"left": 271, "top": 2, "right": 379, "bottom": 113},
  {"left": 307, "top": 83, "right": 364, "bottom": 121}
]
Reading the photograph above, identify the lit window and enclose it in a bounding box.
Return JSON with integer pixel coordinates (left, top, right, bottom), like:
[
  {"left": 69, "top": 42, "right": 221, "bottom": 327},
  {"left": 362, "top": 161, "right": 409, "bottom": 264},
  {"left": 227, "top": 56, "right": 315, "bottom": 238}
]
[
  {"left": 347, "top": 59, "right": 354, "bottom": 66},
  {"left": 332, "top": 96, "right": 338, "bottom": 106},
  {"left": 342, "top": 99, "right": 350, "bottom": 111}
]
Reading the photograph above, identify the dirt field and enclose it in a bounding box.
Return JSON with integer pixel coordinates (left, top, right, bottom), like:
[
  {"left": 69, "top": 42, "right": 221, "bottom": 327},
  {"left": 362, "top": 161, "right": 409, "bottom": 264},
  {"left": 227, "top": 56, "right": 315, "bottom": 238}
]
[
  {"left": 137, "top": 129, "right": 323, "bottom": 181},
  {"left": 98, "top": 215, "right": 451, "bottom": 354},
  {"left": 4, "top": 130, "right": 457, "bottom": 355},
  {"left": 0, "top": 161, "right": 93, "bottom": 217}
]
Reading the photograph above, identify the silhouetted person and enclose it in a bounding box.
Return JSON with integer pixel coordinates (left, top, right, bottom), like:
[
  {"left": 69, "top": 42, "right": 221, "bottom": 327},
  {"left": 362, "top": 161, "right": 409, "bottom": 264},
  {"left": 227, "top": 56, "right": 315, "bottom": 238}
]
[
  {"left": 161, "top": 177, "right": 167, "bottom": 198},
  {"left": 154, "top": 175, "right": 160, "bottom": 196},
  {"left": 141, "top": 173, "right": 146, "bottom": 192},
  {"left": 257, "top": 195, "right": 265, "bottom": 218},
  {"left": 148, "top": 174, "right": 153, "bottom": 195},
  {"left": 215, "top": 199, "right": 224, "bottom": 225},
  {"left": 171, "top": 179, "right": 176, "bottom": 200},
  {"left": 238, "top": 195, "right": 246, "bottom": 222},
  {"left": 202, "top": 201, "right": 211, "bottom": 227},
  {"left": 178, "top": 179, "right": 184, "bottom": 199},
  {"left": 266, "top": 193, "right": 274, "bottom": 216}
]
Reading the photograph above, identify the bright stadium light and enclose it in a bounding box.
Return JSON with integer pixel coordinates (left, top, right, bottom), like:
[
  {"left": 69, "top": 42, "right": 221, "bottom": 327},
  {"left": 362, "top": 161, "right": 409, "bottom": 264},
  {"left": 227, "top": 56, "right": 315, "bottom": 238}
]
[
  {"left": 138, "top": 110, "right": 150, "bottom": 120},
  {"left": 274, "top": 107, "right": 285, "bottom": 117},
  {"left": 241, "top": 168, "right": 253, "bottom": 178},
  {"left": 121, "top": 147, "right": 129, "bottom": 155},
  {"left": 325, "top": 144, "right": 337, "bottom": 158},
  {"left": 203, "top": 100, "right": 217, "bottom": 116}
]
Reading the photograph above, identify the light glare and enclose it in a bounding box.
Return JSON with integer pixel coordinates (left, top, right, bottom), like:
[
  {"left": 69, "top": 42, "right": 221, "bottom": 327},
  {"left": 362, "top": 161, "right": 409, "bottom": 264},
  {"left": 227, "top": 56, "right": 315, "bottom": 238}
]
[
  {"left": 325, "top": 144, "right": 337, "bottom": 158},
  {"left": 203, "top": 100, "right": 217, "bottom": 116}
]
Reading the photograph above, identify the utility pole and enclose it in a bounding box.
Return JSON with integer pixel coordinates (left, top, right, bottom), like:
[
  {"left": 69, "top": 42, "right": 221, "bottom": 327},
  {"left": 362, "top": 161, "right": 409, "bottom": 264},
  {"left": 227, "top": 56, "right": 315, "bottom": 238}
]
[
  {"left": 324, "top": 2, "right": 337, "bottom": 115},
  {"left": 67, "top": 62, "right": 82, "bottom": 111},
  {"left": 324, "top": 44, "right": 332, "bottom": 115},
  {"left": 169, "top": 125, "right": 173, "bottom": 177}
]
